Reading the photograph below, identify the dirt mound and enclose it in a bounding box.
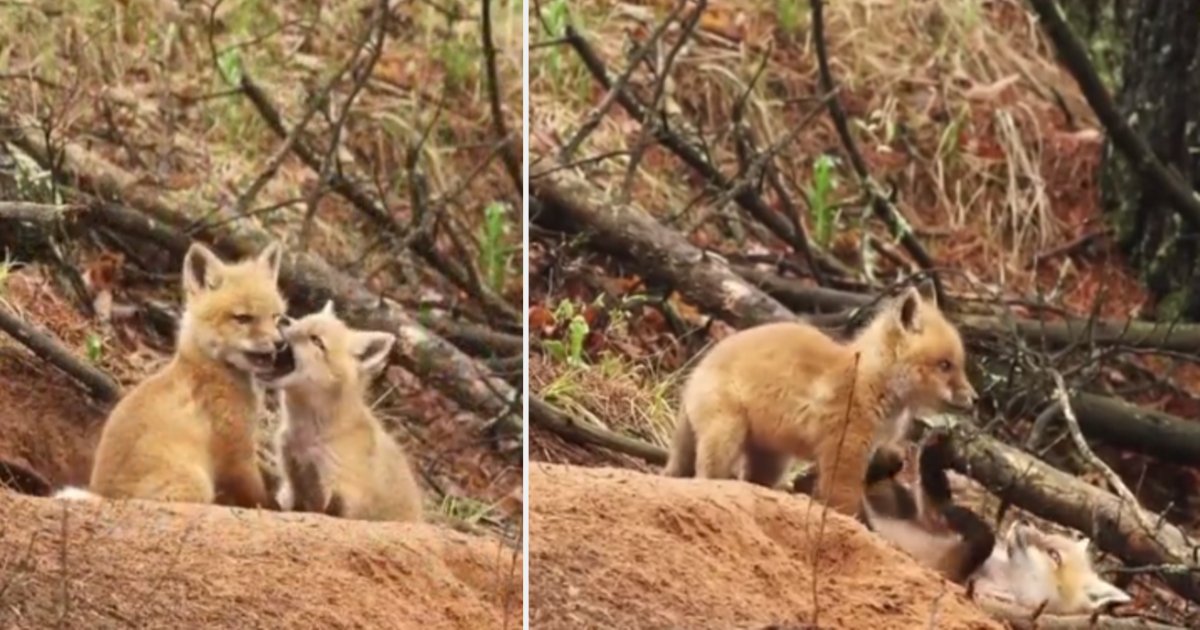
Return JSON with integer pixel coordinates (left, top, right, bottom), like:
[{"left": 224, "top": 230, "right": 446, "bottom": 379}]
[
  {"left": 0, "top": 492, "right": 522, "bottom": 629},
  {"left": 0, "top": 349, "right": 105, "bottom": 490},
  {"left": 529, "top": 464, "right": 1001, "bottom": 630}
]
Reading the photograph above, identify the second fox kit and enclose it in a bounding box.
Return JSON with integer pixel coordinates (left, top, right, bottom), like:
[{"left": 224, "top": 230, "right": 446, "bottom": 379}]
[
  {"left": 260, "top": 302, "right": 423, "bottom": 522},
  {"left": 664, "top": 283, "right": 976, "bottom": 515},
  {"left": 865, "top": 437, "right": 1130, "bottom": 613},
  {"left": 84, "top": 243, "right": 286, "bottom": 506}
]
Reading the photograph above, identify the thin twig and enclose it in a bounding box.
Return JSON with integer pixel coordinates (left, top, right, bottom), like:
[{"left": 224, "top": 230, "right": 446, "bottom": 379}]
[{"left": 809, "top": 0, "right": 944, "bottom": 303}]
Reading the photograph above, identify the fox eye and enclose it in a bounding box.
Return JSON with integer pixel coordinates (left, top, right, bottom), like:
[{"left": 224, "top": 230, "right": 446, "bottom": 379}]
[
  {"left": 1048, "top": 549, "right": 1062, "bottom": 565},
  {"left": 310, "top": 335, "right": 326, "bottom": 352},
  {"left": 937, "top": 359, "right": 953, "bottom": 372},
  {"left": 232, "top": 314, "right": 254, "bottom": 325}
]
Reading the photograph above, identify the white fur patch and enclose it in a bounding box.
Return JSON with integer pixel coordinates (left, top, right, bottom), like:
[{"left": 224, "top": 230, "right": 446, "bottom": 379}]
[
  {"left": 867, "top": 509, "right": 960, "bottom": 564},
  {"left": 54, "top": 486, "right": 100, "bottom": 501}
]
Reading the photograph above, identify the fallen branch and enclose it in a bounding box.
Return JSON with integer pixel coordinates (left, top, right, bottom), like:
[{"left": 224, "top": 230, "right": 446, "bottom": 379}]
[
  {"left": 937, "top": 417, "right": 1200, "bottom": 604},
  {"left": 1025, "top": 0, "right": 1200, "bottom": 230},
  {"left": 1067, "top": 393, "right": 1200, "bottom": 467},
  {"left": 1051, "top": 371, "right": 1160, "bottom": 543},
  {"left": 0, "top": 303, "right": 120, "bottom": 403},
  {"left": 532, "top": 172, "right": 796, "bottom": 328},
  {"left": 734, "top": 264, "right": 1200, "bottom": 353},
  {"left": 0, "top": 202, "right": 81, "bottom": 223},
  {"left": 529, "top": 396, "right": 667, "bottom": 466},
  {"left": 8, "top": 129, "right": 521, "bottom": 436}
]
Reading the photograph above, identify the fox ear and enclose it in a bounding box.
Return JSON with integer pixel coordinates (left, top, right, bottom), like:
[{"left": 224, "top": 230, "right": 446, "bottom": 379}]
[
  {"left": 1085, "top": 578, "right": 1131, "bottom": 608},
  {"left": 257, "top": 242, "right": 283, "bottom": 283},
  {"left": 894, "top": 286, "right": 923, "bottom": 333},
  {"left": 914, "top": 277, "right": 938, "bottom": 308},
  {"left": 320, "top": 300, "right": 336, "bottom": 317},
  {"left": 351, "top": 331, "right": 395, "bottom": 375},
  {"left": 183, "top": 242, "right": 226, "bottom": 295}
]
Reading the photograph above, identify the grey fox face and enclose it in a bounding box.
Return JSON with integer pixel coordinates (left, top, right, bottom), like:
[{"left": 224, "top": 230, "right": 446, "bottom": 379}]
[
  {"left": 887, "top": 286, "right": 977, "bottom": 414},
  {"left": 180, "top": 242, "right": 288, "bottom": 376},
  {"left": 259, "top": 301, "right": 394, "bottom": 393}
]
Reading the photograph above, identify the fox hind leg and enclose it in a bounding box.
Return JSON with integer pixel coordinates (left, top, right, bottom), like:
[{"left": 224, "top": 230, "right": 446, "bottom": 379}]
[
  {"left": 744, "top": 442, "right": 790, "bottom": 489},
  {"left": 693, "top": 415, "right": 747, "bottom": 480}
]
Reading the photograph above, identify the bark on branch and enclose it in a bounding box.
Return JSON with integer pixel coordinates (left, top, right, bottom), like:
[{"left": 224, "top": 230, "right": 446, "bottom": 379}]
[
  {"left": 532, "top": 172, "right": 796, "bottom": 329},
  {"left": 0, "top": 303, "right": 120, "bottom": 403}
]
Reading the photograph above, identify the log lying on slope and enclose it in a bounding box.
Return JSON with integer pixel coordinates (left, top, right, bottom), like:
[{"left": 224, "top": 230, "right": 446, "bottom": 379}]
[
  {"left": 736, "top": 264, "right": 1200, "bottom": 353},
  {"left": 531, "top": 172, "right": 795, "bottom": 329},
  {"left": 533, "top": 171, "right": 1200, "bottom": 466},
  {"left": 4, "top": 125, "right": 520, "bottom": 436}
]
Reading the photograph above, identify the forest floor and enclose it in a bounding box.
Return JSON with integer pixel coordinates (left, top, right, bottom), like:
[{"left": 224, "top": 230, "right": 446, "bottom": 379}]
[
  {"left": 528, "top": 0, "right": 1199, "bottom": 627},
  {"left": 0, "top": 0, "right": 523, "bottom": 625}
]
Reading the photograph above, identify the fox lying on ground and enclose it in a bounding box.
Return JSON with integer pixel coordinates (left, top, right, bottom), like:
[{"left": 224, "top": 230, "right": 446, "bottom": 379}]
[
  {"left": 59, "top": 243, "right": 286, "bottom": 507},
  {"left": 259, "top": 302, "right": 423, "bottom": 522},
  {"left": 864, "top": 433, "right": 1131, "bottom": 614},
  {"left": 664, "top": 282, "right": 976, "bottom": 515}
]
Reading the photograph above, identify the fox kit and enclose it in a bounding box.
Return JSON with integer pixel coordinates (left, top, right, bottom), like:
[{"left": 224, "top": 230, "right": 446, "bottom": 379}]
[
  {"left": 865, "top": 435, "right": 1130, "bottom": 614},
  {"left": 862, "top": 433, "right": 996, "bottom": 584},
  {"left": 259, "top": 302, "right": 422, "bottom": 522},
  {"left": 81, "top": 243, "right": 286, "bottom": 507},
  {"left": 664, "top": 283, "right": 976, "bottom": 515}
]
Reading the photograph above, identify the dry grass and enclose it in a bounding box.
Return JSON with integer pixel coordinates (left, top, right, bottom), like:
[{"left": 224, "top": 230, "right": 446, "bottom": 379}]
[{"left": 528, "top": 0, "right": 1149, "bottom": 447}]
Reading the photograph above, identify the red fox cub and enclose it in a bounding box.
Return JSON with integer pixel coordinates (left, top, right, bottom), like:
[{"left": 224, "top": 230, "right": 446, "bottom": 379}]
[
  {"left": 664, "top": 283, "right": 976, "bottom": 515},
  {"left": 864, "top": 435, "right": 1130, "bottom": 613},
  {"left": 259, "top": 302, "right": 423, "bottom": 522},
  {"left": 79, "top": 243, "right": 286, "bottom": 507}
]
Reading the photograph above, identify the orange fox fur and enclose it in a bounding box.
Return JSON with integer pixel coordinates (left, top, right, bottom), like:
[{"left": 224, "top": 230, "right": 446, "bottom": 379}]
[
  {"left": 262, "top": 302, "right": 423, "bottom": 522},
  {"left": 85, "top": 243, "right": 287, "bottom": 507},
  {"left": 664, "top": 284, "right": 976, "bottom": 515}
]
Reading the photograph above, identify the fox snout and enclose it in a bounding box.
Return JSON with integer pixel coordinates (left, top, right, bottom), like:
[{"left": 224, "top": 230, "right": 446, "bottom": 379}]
[{"left": 951, "top": 381, "right": 977, "bottom": 409}]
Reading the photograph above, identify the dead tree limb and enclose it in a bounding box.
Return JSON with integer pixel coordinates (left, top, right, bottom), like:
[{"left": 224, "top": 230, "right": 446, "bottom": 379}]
[
  {"left": 733, "top": 264, "right": 1200, "bottom": 353},
  {"left": 5, "top": 129, "right": 521, "bottom": 436},
  {"left": 1068, "top": 393, "right": 1200, "bottom": 467},
  {"left": 1025, "top": 0, "right": 1200, "bottom": 230},
  {"left": 0, "top": 202, "right": 81, "bottom": 223},
  {"left": 532, "top": 172, "right": 797, "bottom": 328},
  {"left": 0, "top": 303, "right": 119, "bottom": 403},
  {"left": 809, "top": 0, "right": 944, "bottom": 303},
  {"left": 939, "top": 418, "right": 1200, "bottom": 604},
  {"left": 530, "top": 396, "right": 668, "bottom": 466}
]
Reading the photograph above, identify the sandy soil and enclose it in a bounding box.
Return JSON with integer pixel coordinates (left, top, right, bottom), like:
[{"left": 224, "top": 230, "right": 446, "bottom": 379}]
[
  {"left": 0, "top": 491, "right": 522, "bottom": 629},
  {"left": 529, "top": 463, "right": 1001, "bottom": 630}
]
